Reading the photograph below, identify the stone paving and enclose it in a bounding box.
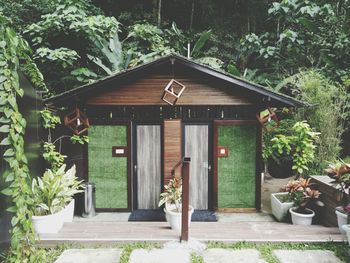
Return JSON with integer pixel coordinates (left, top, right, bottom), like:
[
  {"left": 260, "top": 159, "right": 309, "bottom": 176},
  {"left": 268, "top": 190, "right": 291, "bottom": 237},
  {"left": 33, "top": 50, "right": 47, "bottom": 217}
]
[
  {"left": 273, "top": 250, "right": 343, "bottom": 263},
  {"left": 54, "top": 244, "right": 346, "bottom": 263},
  {"left": 54, "top": 248, "right": 122, "bottom": 263},
  {"left": 203, "top": 248, "right": 267, "bottom": 263}
]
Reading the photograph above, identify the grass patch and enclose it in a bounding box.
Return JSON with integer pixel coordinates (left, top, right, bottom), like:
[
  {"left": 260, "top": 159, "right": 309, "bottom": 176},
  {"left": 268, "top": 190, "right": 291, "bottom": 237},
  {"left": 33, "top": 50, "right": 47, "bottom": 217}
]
[
  {"left": 207, "top": 241, "right": 349, "bottom": 263},
  {"left": 191, "top": 252, "right": 204, "bottom": 263}
]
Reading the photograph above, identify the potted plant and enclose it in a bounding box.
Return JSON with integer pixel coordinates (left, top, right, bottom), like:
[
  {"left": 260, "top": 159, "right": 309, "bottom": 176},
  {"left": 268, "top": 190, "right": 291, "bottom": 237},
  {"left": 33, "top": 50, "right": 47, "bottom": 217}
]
[
  {"left": 281, "top": 177, "right": 322, "bottom": 225},
  {"left": 158, "top": 177, "right": 193, "bottom": 233},
  {"left": 271, "top": 192, "right": 294, "bottom": 222},
  {"left": 325, "top": 160, "right": 350, "bottom": 234},
  {"left": 263, "top": 120, "right": 319, "bottom": 178},
  {"left": 31, "top": 164, "right": 83, "bottom": 234}
]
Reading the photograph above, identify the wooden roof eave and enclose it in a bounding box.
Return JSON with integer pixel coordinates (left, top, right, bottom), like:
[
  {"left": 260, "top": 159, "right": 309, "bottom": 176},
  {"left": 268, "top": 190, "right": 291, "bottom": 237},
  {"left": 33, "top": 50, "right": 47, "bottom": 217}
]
[{"left": 44, "top": 54, "right": 306, "bottom": 108}]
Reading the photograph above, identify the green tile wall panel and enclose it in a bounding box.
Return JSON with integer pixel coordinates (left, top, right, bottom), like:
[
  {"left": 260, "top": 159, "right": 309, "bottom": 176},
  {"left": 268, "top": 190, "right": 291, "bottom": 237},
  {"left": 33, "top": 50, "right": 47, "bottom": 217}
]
[
  {"left": 88, "top": 125, "right": 128, "bottom": 209},
  {"left": 218, "top": 125, "right": 256, "bottom": 208}
]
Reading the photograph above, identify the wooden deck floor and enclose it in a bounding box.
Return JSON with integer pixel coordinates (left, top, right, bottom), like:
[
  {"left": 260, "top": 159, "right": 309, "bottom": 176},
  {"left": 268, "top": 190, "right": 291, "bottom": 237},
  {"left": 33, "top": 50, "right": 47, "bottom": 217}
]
[{"left": 38, "top": 221, "right": 346, "bottom": 247}]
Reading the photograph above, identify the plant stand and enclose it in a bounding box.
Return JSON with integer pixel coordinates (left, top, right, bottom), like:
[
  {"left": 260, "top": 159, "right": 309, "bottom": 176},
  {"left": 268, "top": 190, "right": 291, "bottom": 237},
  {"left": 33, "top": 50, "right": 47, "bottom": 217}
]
[{"left": 271, "top": 192, "right": 294, "bottom": 222}]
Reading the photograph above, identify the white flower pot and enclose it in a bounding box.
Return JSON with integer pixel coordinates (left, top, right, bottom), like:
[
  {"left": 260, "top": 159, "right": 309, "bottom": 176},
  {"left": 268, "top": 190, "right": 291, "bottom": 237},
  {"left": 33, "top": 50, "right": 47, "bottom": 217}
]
[
  {"left": 59, "top": 199, "right": 75, "bottom": 223},
  {"left": 164, "top": 205, "right": 194, "bottom": 233},
  {"left": 271, "top": 192, "right": 294, "bottom": 222},
  {"left": 32, "top": 211, "right": 64, "bottom": 234},
  {"left": 341, "top": 225, "right": 350, "bottom": 246},
  {"left": 289, "top": 207, "right": 315, "bottom": 225},
  {"left": 335, "top": 208, "right": 348, "bottom": 235}
]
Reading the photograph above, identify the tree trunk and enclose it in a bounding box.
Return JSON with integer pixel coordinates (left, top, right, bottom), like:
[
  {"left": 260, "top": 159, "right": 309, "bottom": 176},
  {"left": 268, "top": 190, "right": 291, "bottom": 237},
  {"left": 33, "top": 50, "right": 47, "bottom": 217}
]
[
  {"left": 158, "top": 0, "right": 162, "bottom": 27},
  {"left": 190, "top": 0, "right": 195, "bottom": 31}
]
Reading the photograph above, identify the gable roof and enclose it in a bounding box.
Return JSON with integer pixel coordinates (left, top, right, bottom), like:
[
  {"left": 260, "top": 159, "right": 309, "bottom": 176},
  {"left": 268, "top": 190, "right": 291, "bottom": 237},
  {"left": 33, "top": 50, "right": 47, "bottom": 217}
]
[{"left": 44, "top": 53, "right": 305, "bottom": 107}]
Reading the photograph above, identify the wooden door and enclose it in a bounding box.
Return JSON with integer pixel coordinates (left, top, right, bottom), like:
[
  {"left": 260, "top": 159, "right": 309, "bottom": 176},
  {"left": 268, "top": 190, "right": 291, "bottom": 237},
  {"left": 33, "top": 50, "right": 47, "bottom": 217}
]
[
  {"left": 135, "top": 125, "right": 161, "bottom": 209},
  {"left": 184, "top": 124, "right": 209, "bottom": 210}
]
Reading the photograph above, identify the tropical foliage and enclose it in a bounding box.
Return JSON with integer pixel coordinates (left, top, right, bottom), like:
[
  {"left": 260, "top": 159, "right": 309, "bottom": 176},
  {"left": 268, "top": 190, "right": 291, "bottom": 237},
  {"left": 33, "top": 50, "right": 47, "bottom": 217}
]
[
  {"left": 31, "top": 164, "right": 83, "bottom": 216},
  {"left": 0, "top": 14, "right": 46, "bottom": 262}
]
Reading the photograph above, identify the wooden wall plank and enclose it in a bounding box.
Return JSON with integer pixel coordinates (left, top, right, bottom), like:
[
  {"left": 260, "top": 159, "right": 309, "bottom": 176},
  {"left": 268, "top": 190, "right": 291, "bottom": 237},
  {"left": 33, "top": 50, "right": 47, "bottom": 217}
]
[
  {"left": 163, "top": 119, "right": 182, "bottom": 186},
  {"left": 85, "top": 72, "right": 258, "bottom": 106}
]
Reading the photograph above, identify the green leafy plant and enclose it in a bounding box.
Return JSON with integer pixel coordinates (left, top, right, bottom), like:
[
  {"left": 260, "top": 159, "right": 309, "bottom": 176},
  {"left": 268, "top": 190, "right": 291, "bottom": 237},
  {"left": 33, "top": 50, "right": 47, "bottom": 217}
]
[
  {"left": 158, "top": 177, "right": 182, "bottom": 212},
  {"left": 39, "top": 108, "right": 61, "bottom": 129},
  {"left": 42, "top": 142, "right": 66, "bottom": 171},
  {"left": 264, "top": 120, "right": 319, "bottom": 176},
  {"left": 70, "top": 134, "right": 89, "bottom": 144},
  {"left": 0, "top": 14, "right": 46, "bottom": 262},
  {"left": 31, "top": 164, "right": 83, "bottom": 216}
]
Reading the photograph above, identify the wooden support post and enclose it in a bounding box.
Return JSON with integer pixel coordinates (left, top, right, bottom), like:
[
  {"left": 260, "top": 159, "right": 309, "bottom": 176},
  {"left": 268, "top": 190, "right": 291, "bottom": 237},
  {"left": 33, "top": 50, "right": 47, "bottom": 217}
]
[{"left": 181, "top": 157, "right": 191, "bottom": 242}]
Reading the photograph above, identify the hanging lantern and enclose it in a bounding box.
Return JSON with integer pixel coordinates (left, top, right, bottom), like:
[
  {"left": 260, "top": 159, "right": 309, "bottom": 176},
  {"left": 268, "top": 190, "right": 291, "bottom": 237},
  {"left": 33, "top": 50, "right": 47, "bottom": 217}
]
[
  {"left": 256, "top": 107, "right": 279, "bottom": 131},
  {"left": 64, "top": 107, "right": 90, "bottom": 135},
  {"left": 161, "top": 79, "right": 186, "bottom": 106}
]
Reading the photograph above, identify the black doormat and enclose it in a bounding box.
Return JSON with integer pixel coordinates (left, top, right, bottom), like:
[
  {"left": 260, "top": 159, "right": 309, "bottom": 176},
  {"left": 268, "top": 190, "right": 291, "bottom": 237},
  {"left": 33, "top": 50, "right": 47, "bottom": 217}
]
[
  {"left": 128, "top": 209, "right": 166, "bottom": 222},
  {"left": 192, "top": 210, "right": 217, "bottom": 222},
  {"left": 128, "top": 209, "right": 217, "bottom": 222}
]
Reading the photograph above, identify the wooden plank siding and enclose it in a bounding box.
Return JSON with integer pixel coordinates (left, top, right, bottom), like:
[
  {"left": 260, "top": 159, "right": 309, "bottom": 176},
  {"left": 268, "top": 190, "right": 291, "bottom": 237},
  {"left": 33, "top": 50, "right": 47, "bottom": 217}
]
[
  {"left": 163, "top": 119, "right": 182, "bottom": 186},
  {"left": 310, "top": 176, "right": 347, "bottom": 227},
  {"left": 85, "top": 67, "right": 259, "bottom": 106}
]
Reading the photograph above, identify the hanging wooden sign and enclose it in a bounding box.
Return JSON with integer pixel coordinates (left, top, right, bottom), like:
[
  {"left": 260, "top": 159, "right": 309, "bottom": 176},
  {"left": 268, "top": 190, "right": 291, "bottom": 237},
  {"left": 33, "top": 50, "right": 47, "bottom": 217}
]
[
  {"left": 161, "top": 79, "right": 186, "bottom": 106},
  {"left": 64, "top": 107, "right": 90, "bottom": 135}
]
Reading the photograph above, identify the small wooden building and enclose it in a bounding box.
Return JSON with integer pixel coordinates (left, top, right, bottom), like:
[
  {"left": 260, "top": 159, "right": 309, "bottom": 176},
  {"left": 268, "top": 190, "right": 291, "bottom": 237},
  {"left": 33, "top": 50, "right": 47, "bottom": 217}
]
[{"left": 45, "top": 54, "right": 302, "bottom": 214}]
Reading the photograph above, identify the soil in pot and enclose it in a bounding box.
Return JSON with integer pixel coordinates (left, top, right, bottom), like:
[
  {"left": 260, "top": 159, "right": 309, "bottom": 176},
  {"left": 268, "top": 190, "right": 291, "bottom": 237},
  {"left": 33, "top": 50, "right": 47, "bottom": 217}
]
[{"left": 268, "top": 156, "right": 294, "bottom": 178}]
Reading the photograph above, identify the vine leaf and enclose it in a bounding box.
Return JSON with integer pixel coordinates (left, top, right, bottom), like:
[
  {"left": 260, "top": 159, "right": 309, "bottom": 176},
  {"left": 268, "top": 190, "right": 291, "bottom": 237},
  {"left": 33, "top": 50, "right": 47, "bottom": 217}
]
[
  {"left": 4, "top": 148, "right": 15, "bottom": 157},
  {"left": 0, "top": 137, "right": 10, "bottom": 145},
  {"left": 1, "top": 188, "right": 12, "bottom": 196},
  {"left": 0, "top": 125, "right": 10, "bottom": 133}
]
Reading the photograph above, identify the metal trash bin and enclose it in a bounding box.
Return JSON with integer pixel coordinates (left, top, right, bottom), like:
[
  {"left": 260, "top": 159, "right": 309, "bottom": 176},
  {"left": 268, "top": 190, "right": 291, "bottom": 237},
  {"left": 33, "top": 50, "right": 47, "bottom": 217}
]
[{"left": 82, "top": 182, "right": 96, "bottom": 218}]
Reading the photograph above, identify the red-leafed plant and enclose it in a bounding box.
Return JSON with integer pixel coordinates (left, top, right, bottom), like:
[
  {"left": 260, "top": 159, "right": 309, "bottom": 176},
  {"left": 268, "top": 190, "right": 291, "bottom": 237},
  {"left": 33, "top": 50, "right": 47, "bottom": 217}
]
[
  {"left": 325, "top": 160, "right": 350, "bottom": 221},
  {"left": 281, "top": 177, "right": 322, "bottom": 214}
]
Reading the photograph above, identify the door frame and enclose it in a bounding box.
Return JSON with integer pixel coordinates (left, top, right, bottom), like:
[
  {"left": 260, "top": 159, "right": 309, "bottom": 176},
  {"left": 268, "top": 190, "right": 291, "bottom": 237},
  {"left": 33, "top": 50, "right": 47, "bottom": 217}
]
[
  {"left": 182, "top": 121, "right": 214, "bottom": 210},
  {"left": 85, "top": 120, "right": 132, "bottom": 212},
  {"left": 213, "top": 120, "right": 262, "bottom": 212},
  {"left": 132, "top": 121, "right": 164, "bottom": 210}
]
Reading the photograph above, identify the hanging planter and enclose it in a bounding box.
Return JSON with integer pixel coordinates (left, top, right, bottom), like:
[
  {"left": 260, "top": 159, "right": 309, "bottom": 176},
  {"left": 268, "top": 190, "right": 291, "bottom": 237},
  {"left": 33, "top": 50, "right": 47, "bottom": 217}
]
[{"left": 64, "top": 107, "right": 90, "bottom": 135}]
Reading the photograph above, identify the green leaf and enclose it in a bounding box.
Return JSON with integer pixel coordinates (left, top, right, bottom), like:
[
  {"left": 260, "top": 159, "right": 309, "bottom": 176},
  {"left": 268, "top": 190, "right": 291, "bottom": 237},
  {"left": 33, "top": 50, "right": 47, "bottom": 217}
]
[
  {"left": 5, "top": 172, "right": 14, "bottom": 182},
  {"left": 11, "top": 216, "right": 19, "bottom": 226},
  {"left": 191, "top": 30, "right": 212, "bottom": 57},
  {"left": 0, "top": 125, "right": 10, "bottom": 133},
  {"left": 299, "top": 18, "right": 320, "bottom": 33},
  {"left": 6, "top": 206, "right": 16, "bottom": 213},
  {"left": 0, "top": 117, "right": 10, "bottom": 123},
  {"left": 0, "top": 137, "right": 10, "bottom": 145},
  {"left": 4, "top": 148, "right": 15, "bottom": 157},
  {"left": 1, "top": 188, "right": 13, "bottom": 196},
  {"left": 227, "top": 64, "right": 240, "bottom": 76},
  {"left": 8, "top": 96, "right": 17, "bottom": 109}
]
